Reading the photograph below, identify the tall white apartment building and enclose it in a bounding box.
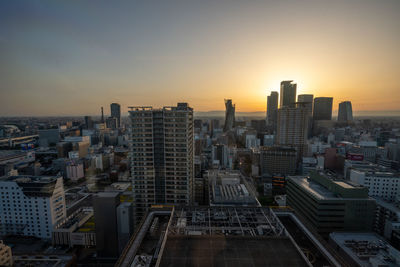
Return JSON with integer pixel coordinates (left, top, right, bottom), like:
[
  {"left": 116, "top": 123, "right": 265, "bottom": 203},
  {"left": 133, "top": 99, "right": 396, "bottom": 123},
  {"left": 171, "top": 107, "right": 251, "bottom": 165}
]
[
  {"left": 0, "top": 175, "right": 66, "bottom": 239},
  {"left": 129, "top": 103, "right": 194, "bottom": 222},
  {"left": 350, "top": 169, "right": 400, "bottom": 201}
]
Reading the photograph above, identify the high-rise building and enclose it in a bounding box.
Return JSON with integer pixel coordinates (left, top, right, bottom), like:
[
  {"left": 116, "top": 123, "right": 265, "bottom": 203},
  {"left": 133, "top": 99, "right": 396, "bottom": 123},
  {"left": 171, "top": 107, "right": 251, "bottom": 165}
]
[
  {"left": 280, "top": 81, "right": 297, "bottom": 108},
  {"left": 276, "top": 105, "right": 309, "bottom": 157},
  {"left": 0, "top": 175, "right": 66, "bottom": 239},
  {"left": 313, "top": 97, "right": 333, "bottom": 121},
  {"left": 297, "top": 94, "right": 313, "bottom": 115},
  {"left": 129, "top": 103, "right": 194, "bottom": 223},
  {"left": 338, "top": 101, "right": 353, "bottom": 122},
  {"left": 84, "top": 116, "right": 94, "bottom": 129},
  {"left": 266, "top": 91, "right": 279, "bottom": 129},
  {"left": 110, "top": 103, "right": 121, "bottom": 127},
  {"left": 94, "top": 192, "right": 120, "bottom": 258},
  {"left": 223, "top": 99, "right": 235, "bottom": 132}
]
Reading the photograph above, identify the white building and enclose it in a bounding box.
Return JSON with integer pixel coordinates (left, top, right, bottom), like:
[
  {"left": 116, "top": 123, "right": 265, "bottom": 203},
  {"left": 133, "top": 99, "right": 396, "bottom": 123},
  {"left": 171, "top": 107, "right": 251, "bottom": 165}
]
[
  {"left": 0, "top": 175, "right": 66, "bottom": 239},
  {"left": 350, "top": 170, "right": 400, "bottom": 201},
  {"left": 245, "top": 134, "right": 259, "bottom": 149},
  {"left": 65, "top": 161, "right": 85, "bottom": 182}
]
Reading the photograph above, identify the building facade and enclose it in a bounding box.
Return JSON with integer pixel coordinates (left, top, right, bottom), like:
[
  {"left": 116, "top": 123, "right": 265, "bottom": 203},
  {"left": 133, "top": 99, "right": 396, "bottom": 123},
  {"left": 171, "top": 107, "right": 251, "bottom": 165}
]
[
  {"left": 313, "top": 97, "right": 333, "bottom": 121},
  {"left": 287, "top": 172, "right": 376, "bottom": 237},
  {"left": 260, "top": 146, "right": 297, "bottom": 176},
  {"left": 0, "top": 175, "right": 66, "bottom": 239},
  {"left": 129, "top": 103, "right": 194, "bottom": 223},
  {"left": 110, "top": 103, "right": 121, "bottom": 128},
  {"left": 266, "top": 91, "right": 279, "bottom": 129},
  {"left": 280, "top": 80, "right": 297, "bottom": 108},
  {"left": 276, "top": 105, "right": 309, "bottom": 158},
  {"left": 337, "top": 101, "right": 353, "bottom": 122},
  {"left": 223, "top": 99, "right": 235, "bottom": 132}
]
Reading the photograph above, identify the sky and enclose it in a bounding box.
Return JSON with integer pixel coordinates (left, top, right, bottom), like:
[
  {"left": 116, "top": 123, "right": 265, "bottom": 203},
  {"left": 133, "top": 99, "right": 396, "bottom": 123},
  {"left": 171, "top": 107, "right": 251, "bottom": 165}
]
[{"left": 0, "top": 0, "right": 399, "bottom": 116}]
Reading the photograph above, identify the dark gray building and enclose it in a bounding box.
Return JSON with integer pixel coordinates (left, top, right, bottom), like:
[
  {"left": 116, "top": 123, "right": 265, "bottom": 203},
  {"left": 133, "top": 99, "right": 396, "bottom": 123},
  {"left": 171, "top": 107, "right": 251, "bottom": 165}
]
[
  {"left": 94, "top": 192, "right": 120, "bottom": 258},
  {"left": 338, "top": 101, "right": 353, "bottom": 122},
  {"left": 110, "top": 103, "right": 121, "bottom": 127},
  {"left": 223, "top": 99, "right": 235, "bottom": 132},
  {"left": 260, "top": 146, "right": 297, "bottom": 176},
  {"left": 266, "top": 91, "right": 279, "bottom": 130},
  {"left": 313, "top": 97, "right": 333, "bottom": 121},
  {"left": 280, "top": 80, "right": 297, "bottom": 108}
]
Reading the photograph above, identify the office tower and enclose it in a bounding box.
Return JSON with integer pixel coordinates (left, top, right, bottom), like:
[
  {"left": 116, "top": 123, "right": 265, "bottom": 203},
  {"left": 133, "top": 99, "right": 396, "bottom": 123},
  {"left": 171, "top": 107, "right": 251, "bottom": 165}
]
[
  {"left": 0, "top": 175, "right": 66, "bottom": 239},
  {"left": 84, "top": 116, "right": 94, "bottom": 129},
  {"left": 266, "top": 91, "right": 279, "bottom": 129},
  {"left": 313, "top": 97, "right": 333, "bottom": 121},
  {"left": 129, "top": 103, "right": 194, "bottom": 223},
  {"left": 101, "top": 107, "right": 104, "bottom": 123},
  {"left": 287, "top": 172, "right": 376, "bottom": 238},
  {"left": 276, "top": 105, "right": 309, "bottom": 157},
  {"left": 260, "top": 146, "right": 297, "bottom": 176},
  {"left": 297, "top": 94, "right": 313, "bottom": 115},
  {"left": 223, "top": 99, "right": 235, "bottom": 132},
  {"left": 338, "top": 101, "right": 353, "bottom": 122},
  {"left": 94, "top": 192, "right": 120, "bottom": 258},
  {"left": 280, "top": 80, "right": 297, "bottom": 108},
  {"left": 110, "top": 103, "right": 121, "bottom": 127}
]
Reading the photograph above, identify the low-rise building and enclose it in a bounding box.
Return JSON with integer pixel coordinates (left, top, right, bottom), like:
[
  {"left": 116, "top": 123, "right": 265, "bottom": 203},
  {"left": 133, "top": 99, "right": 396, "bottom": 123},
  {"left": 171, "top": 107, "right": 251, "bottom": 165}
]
[
  {"left": 208, "top": 170, "right": 259, "bottom": 206},
  {"left": 350, "top": 169, "right": 400, "bottom": 201},
  {"left": 287, "top": 172, "right": 376, "bottom": 237},
  {"left": 330, "top": 232, "right": 400, "bottom": 267}
]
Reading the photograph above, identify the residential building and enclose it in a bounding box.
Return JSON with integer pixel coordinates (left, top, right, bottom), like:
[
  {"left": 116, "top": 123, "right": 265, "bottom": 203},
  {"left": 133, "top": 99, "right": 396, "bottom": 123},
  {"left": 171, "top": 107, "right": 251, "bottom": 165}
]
[
  {"left": 276, "top": 105, "right": 309, "bottom": 158},
  {"left": 129, "top": 103, "right": 194, "bottom": 223}
]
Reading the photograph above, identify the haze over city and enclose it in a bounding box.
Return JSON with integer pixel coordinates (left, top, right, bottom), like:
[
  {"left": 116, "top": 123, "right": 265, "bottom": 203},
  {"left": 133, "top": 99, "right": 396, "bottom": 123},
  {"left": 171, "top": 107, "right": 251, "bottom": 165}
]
[{"left": 1, "top": 0, "right": 400, "bottom": 116}]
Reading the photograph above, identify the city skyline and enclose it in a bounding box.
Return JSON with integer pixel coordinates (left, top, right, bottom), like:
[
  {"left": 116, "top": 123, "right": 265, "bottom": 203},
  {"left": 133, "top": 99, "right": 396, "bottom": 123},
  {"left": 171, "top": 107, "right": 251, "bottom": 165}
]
[{"left": 1, "top": 0, "right": 400, "bottom": 116}]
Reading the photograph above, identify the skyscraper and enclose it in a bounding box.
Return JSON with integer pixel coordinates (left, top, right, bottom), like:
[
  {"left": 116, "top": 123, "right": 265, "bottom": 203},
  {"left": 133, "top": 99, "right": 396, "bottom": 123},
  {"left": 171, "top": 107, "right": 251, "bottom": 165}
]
[
  {"left": 313, "top": 97, "right": 333, "bottom": 121},
  {"left": 338, "top": 101, "right": 353, "bottom": 122},
  {"left": 276, "top": 105, "right": 309, "bottom": 158},
  {"left": 129, "top": 103, "right": 194, "bottom": 223},
  {"left": 266, "top": 91, "right": 279, "bottom": 130},
  {"left": 223, "top": 99, "right": 235, "bottom": 132},
  {"left": 298, "top": 94, "right": 314, "bottom": 138},
  {"left": 280, "top": 80, "right": 297, "bottom": 108},
  {"left": 297, "top": 94, "right": 313, "bottom": 115},
  {"left": 110, "top": 103, "right": 121, "bottom": 127}
]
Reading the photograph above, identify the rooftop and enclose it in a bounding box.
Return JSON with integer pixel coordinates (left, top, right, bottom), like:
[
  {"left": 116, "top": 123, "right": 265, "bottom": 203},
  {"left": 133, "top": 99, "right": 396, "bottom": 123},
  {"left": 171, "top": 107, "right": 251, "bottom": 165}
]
[{"left": 330, "top": 232, "right": 400, "bottom": 267}]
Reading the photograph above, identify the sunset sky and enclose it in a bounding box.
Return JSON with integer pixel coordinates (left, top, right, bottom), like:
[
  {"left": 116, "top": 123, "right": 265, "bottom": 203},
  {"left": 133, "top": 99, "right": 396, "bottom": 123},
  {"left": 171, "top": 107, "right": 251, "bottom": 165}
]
[{"left": 0, "top": 0, "right": 399, "bottom": 116}]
